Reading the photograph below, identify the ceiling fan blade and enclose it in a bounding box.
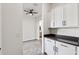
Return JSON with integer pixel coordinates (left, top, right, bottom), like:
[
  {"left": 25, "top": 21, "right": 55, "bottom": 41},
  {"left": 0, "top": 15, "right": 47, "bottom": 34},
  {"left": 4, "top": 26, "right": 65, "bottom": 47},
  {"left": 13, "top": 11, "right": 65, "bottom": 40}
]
[
  {"left": 30, "top": 9, "right": 34, "bottom": 11},
  {"left": 24, "top": 10, "right": 27, "bottom": 12},
  {"left": 25, "top": 12, "right": 29, "bottom": 15},
  {"left": 33, "top": 12, "right": 38, "bottom": 14},
  {"left": 24, "top": 10, "right": 29, "bottom": 12}
]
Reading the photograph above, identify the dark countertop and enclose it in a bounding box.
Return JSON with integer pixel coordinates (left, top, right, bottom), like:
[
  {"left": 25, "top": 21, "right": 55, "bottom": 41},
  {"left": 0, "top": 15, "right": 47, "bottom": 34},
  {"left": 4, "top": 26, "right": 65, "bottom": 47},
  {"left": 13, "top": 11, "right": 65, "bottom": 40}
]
[{"left": 44, "top": 34, "right": 79, "bottom": 46}]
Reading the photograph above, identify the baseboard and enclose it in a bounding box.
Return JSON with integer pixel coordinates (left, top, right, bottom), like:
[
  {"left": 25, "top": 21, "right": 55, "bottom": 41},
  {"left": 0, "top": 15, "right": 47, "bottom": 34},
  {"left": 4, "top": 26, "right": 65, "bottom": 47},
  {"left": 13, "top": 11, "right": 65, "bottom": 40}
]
[{"left": 23, "top": 39, "right": 38, "bottom": 42}]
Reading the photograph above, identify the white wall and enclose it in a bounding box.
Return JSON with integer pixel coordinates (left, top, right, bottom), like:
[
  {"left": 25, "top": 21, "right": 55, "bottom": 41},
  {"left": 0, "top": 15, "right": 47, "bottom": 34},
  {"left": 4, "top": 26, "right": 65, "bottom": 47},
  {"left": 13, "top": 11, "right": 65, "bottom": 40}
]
[
  {"left": 23, "top": 16, "right": 36, "bottom": 41},
  {"left": 23, "top": 4, "right": 36, "bottom": 41},
  {"left": 35, "top": 17, "right": 42, "bottom": 40},
  {"left": 0, "top": 4, "right": 2, "bottom": 49},
  {"left": 23, "top": 14, "right": 42, "bottom": 41},
  {"left": 2, "top": 3, "right": 23, "bottom": 55},
  {"left": 44, "top": 4, "right": 51, "bottom": 34},
  {"left": 23, "top": 3, "right": 42, "bottom": 41}
]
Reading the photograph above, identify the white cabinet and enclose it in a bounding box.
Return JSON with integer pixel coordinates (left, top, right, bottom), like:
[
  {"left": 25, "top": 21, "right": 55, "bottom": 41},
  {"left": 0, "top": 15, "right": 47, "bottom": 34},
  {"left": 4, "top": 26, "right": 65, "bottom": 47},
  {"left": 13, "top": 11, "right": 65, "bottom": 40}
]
[
  {"left": 77, "top": 47, "right": 79, "bottom": 55},
  {"left": 50, "top": 3, "right": 79, "bottom": 28},
  {"left": 63, "top": 4, "right": 78, "bottom": 27},
  {"left": 0, "top": 50, "right": 1, "bottom": 55},
  {"left": 50, "top": 6, "right": 63, "bottom": 28},
  {"left": 50, "top": 9, "right": 55, "bottom": 27},
  {"left": 44, "top": 37, "right": 77, "bottom": 55},
  {"left": 56, "top": 41, "right": 76, "bottom": 55},
  {"left": 45, "top": 38, "right": 55, "bottom": 55},
  {"left": 54, "top": 6, "right": 63, "bottom": 27}
]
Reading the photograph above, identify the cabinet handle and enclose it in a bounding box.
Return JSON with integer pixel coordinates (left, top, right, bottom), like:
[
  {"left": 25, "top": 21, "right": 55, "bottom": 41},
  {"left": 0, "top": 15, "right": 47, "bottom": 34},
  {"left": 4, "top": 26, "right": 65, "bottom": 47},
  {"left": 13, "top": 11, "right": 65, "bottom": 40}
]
[
  {"left": 53, "top": 22, "right": 55, "bottom": 26},
  {"left": 53, "top": 46, "right": 55, "bottom": 51},
  {"left": 62, "top": 20, "right": 66, "bottom": 26},
  {"left": 60, "top": 44, "right": 68, "bottom": 47},
  {"left": 55, "top": 47, "right": 58, "bottom": 52},
  {"left": 55, "top": 47, "right": 58, "bottom": 55},
  {"left": 53, "top": 46, "right": 57, "bottom": 55}
]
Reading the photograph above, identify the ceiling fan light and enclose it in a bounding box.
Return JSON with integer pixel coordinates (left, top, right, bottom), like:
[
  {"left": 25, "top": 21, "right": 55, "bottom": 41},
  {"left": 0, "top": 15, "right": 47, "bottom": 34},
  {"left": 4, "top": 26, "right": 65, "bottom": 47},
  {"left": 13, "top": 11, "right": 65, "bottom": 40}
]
[{"left": 29, "top": 13, "right": 33, "bottom": 16}]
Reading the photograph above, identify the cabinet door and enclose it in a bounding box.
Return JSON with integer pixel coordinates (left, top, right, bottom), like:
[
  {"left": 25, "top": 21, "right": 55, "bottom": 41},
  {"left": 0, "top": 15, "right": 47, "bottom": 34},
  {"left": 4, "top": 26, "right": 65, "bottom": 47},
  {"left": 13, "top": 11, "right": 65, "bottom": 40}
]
[
  {"left": 45, "top": 38, "right": 55, "bottom": 55},
  {"left": 0, "top": 50, "right": 1, "bottom": 55},
  {"left": 77, "top": 47, "right": 79, "bottom": 55},
  {"left": 56, "top": 41, "right": 76, "bottom": 55},
  {"left": 63, "top": 4, "right": 78, "bottom": 27},
  {"left": 50, "top": 9, "right": 55, "bottom": 27},
  {"left": 54, "top": 6, "right": 63, "bottom": 27},
  {"left": 0, "top": 4, "right": 1, "bottom": 49}
]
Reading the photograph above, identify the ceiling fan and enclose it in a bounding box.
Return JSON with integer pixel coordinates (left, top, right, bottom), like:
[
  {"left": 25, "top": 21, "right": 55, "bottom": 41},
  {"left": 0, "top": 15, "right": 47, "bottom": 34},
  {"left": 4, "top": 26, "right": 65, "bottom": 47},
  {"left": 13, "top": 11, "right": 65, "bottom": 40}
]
[{"left": 24, "top": 9, "right": 38, "bottom": 16}]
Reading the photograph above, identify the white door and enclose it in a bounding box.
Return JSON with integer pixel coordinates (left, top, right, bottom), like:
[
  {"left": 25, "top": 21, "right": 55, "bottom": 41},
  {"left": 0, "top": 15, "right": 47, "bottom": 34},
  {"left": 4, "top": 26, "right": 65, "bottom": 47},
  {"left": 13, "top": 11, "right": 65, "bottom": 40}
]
[
  {"left": 45, "top": 38, "right": 55, "bottom": 55},
  {"left": 63, "top": 4, "right": 78, "bottom": 27},
  {"left": 56, "top": 41, "right": 76, "bottom": 55},
  {"left": 54, "top": 6, "right": 63, "bottom": 27}
]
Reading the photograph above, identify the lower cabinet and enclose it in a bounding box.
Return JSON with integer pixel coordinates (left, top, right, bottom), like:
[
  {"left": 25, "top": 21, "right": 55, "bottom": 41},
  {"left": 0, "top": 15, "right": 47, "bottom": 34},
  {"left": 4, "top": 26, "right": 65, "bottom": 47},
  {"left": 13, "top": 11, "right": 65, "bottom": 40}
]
[
  {"left": 56, "top": 41, "right": 76, "bottom": 55},
  {"left": 0, "top": 50, "right": 1, "bottom": 55},
  {"left": 45, "top": 38, "right": 55, "bottom": 55},
  {"left": 77, "top": 47, "right": 79, "bottom": 55},
  {"left": 45, "top": 38, "right": 76, "bottom": 55}
]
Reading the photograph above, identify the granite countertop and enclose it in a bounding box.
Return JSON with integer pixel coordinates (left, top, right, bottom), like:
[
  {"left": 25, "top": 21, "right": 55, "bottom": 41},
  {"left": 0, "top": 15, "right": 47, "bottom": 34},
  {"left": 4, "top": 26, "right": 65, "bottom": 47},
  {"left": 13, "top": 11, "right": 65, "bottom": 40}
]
[{"left": 44, "top": 34, "right": 79, "bottom": 46}]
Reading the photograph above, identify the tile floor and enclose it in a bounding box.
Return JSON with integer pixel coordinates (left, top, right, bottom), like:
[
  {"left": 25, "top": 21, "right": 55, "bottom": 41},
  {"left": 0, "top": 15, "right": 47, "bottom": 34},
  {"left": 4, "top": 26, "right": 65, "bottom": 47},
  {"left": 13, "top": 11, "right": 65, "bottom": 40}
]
[{"left": 23, "top": 40, "right": 42, "bottom": 55}]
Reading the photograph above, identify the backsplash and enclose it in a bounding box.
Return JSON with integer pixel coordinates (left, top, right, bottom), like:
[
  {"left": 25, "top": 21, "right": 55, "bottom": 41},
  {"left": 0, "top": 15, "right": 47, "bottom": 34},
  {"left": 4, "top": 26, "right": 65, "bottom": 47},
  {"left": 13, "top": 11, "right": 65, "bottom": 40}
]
[{"left": 50, "top": 28, "right": 79, "bottom": 37}]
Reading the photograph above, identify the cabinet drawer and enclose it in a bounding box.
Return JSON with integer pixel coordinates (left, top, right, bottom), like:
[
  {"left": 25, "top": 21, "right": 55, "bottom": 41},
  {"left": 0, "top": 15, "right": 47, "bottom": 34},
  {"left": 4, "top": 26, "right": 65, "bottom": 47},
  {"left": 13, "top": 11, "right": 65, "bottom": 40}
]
[
  {"left": 45, "top": 38, "right": 55, "bottom": 43},
  {"left": 56, "top": 41, "right": 75, "bottom": 48},
  {"left": 56, "top": 41, "right": 76, "bottom": 55}
]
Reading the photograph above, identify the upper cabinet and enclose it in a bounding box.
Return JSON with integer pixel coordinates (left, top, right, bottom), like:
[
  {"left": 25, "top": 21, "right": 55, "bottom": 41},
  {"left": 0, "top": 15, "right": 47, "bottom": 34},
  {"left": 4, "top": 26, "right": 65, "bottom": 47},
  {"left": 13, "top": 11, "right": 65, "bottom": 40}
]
[
  {"left": 50, "top": 9, "right": 55, "bottom": 27},
  {"left": 54, "top": 6, "right": 63, "bottom": 27},
  {"left": 63, "top": 4, "right": 78, "bottom": 27},
  {"left": 50, "top": 4, "right": 79, "bottom": 28}
]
